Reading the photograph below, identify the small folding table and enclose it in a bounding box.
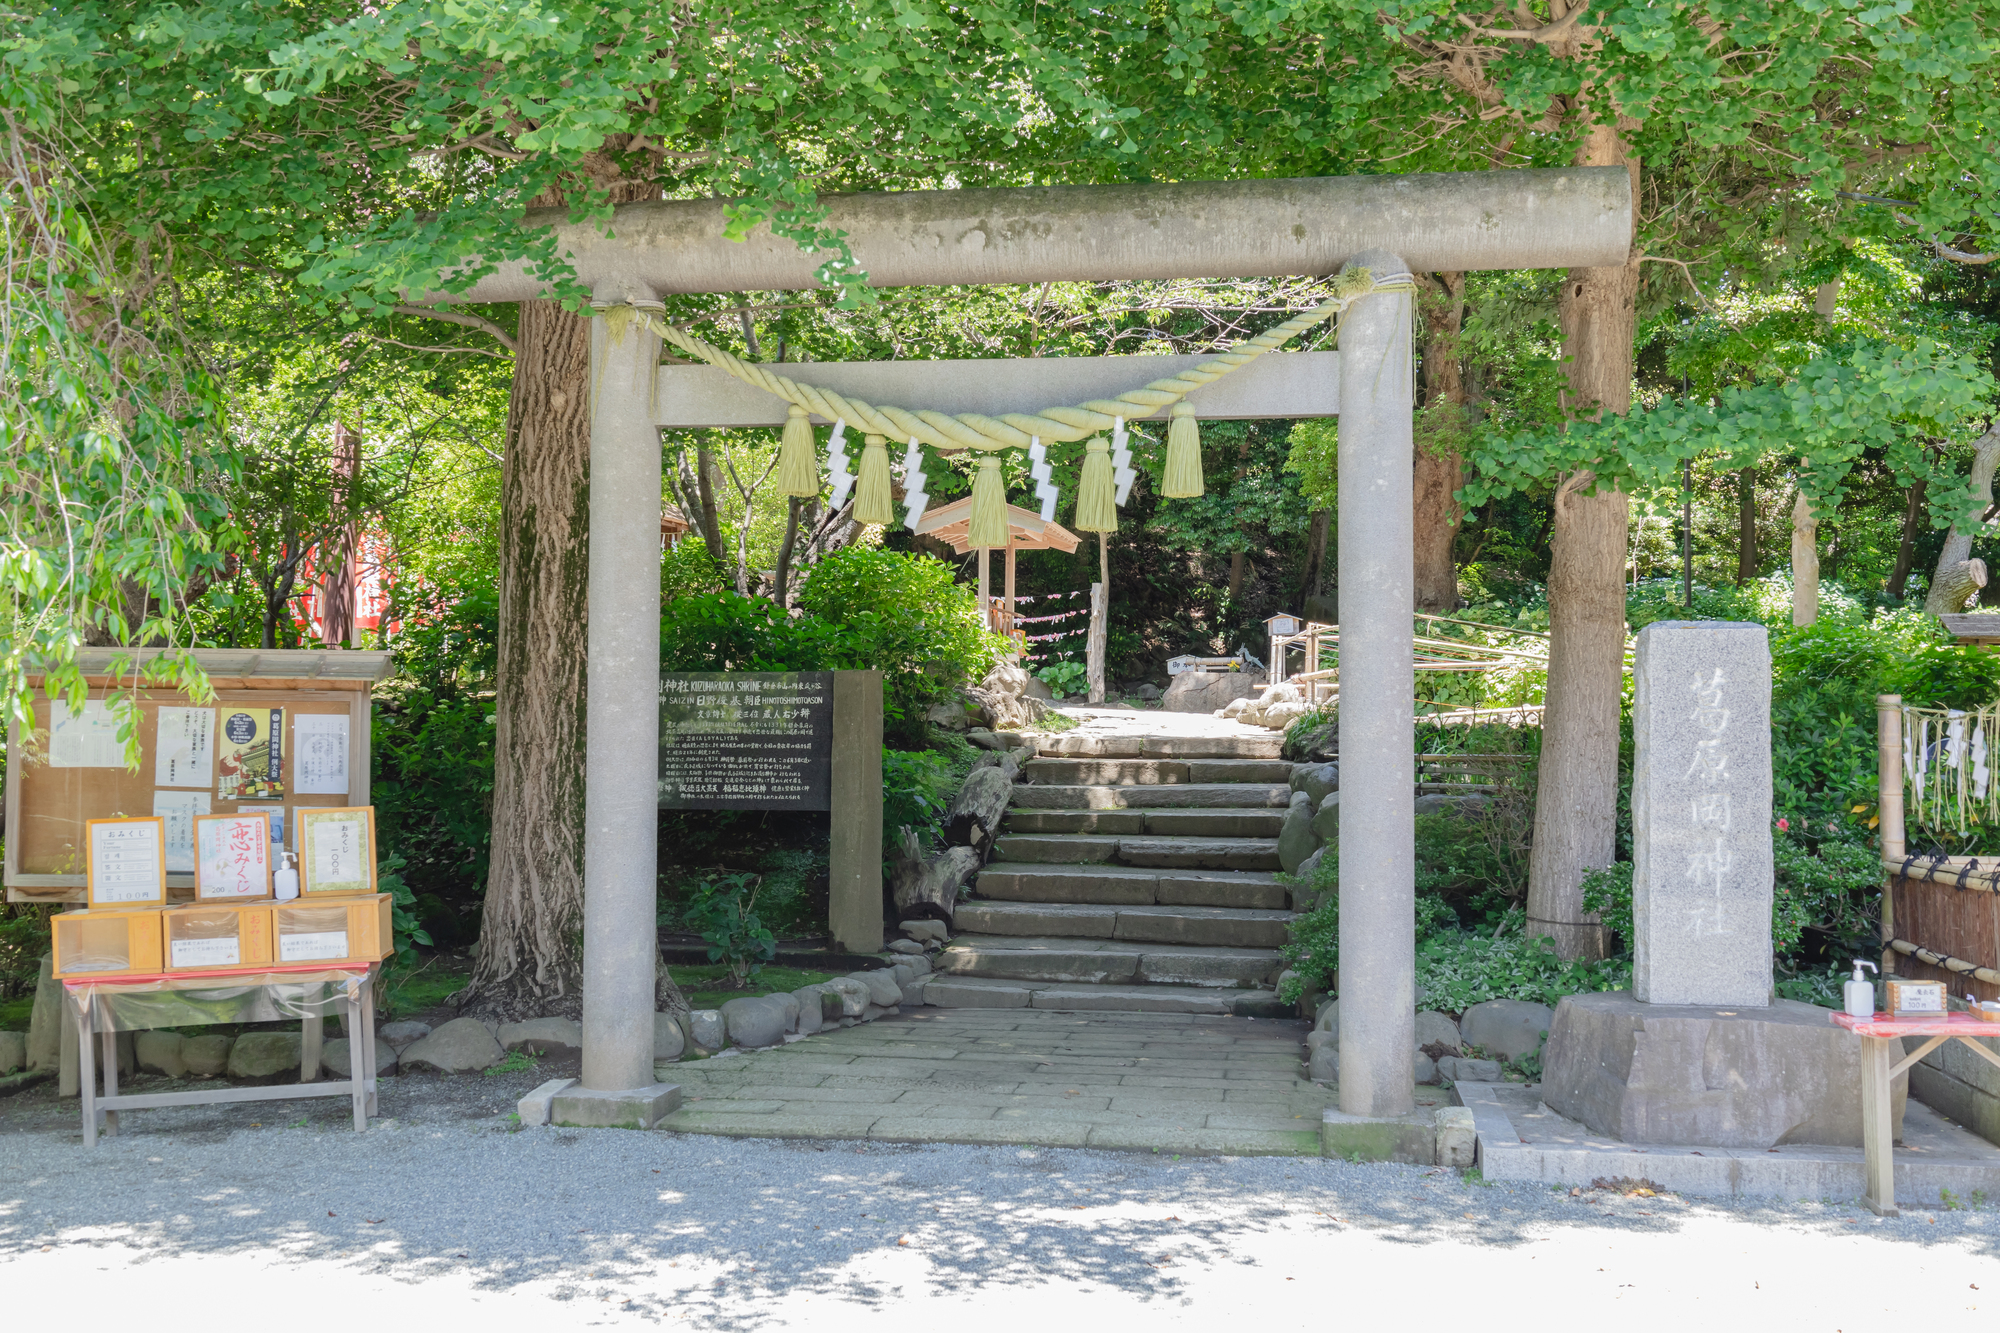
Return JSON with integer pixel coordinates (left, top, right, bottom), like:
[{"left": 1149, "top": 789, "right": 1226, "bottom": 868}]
[
  {"left": 67, "top": 962, "right": 381, "bottom": 1147},
  {"left": 1833, "top": 1009, "right": 2000, "bottom": 1216}
]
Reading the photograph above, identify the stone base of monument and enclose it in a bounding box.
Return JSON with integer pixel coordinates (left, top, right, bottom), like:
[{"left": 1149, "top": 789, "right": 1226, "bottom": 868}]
[
  {"left": 551, "top": 1082, "right": 683, "bottom": 1129},
  {"left": 1455, "top": 1078, "right": 2000, "bottom": 1206},
  {"left": 1538, "top": 992, "right": 1905, "bottom": 1149}
]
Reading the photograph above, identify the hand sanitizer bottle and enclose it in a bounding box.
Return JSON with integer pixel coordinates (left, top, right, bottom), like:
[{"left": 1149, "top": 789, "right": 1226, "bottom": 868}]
[
  {"left": 274, "top": 851, "right": 300, "bottom": 902},
  {"left": 1844, "top": 959, "right": 1879, "bottom": 1018}
]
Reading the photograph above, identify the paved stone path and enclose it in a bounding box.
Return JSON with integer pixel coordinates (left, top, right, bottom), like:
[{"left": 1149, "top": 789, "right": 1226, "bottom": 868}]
[{"left": 659, "top": 1008, "right": 1370, "bottom": 1155}]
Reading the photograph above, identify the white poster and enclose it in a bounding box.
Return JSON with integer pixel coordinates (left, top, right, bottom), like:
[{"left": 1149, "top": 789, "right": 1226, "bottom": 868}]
[
  {"left": 152, "top": 790, "right": 211, "bottom": 875},
  {"left": 294, "top": 714, "right": 350, "bottom": 795},
  {"left": 171, "top": 937, "right": 240, "bottom": 968},
  {"left": 88, "top": 820, "right": 164, "bottom": 903},
  {"left": 280, "top": 931, "right": 348, "bottom": 962},
  {"left": 154, "top": 707, "right": 215, "bottom": 787},
  {"left": 194, "top": 813, "right": 271, "bottom": 899},
  {"left": 240, "top": 803, "right": 286, "bottom": 851},
  {"left": 51, "top": 700, "right": 126, "bottom": 768}
]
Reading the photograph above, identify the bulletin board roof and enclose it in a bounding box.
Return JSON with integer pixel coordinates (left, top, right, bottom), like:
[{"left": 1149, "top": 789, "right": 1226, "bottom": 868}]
[{"left": 31, "top": 648, "right": 395, "bottom": 684}]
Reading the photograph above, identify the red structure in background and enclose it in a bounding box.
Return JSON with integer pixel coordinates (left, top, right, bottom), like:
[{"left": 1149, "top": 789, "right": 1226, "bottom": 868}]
[
  {"left": 294, "top": 422, "right": 394, "bottom": 646},
  {"left": 296, "top": 529, "right": 393, "bottom": 645}
]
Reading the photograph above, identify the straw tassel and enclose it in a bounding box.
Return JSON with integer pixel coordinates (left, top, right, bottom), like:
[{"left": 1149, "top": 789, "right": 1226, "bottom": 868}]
[
  {"left": 1162, "top": 402, "right": 1204, "bottom": 498},
  {"left": 855, "top": 434, "right": 895, "bottom": 526},
  {"left": 778, "top": 404, "right": 820, "bottom": 498},
  {"left": 968, "top": 455, "right": 1009, "bottom": 549},
  {"left": 1075, "top": 436, "right": 1116, "bottom": 533}
]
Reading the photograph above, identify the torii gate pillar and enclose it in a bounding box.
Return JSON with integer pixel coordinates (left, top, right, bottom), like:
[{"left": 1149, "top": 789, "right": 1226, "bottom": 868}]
[
  {"left": 571, "top": 291, "right": 676, "bottom": 1116},
  {"left": 1335, "top": 252, "right": 1416, "bottom": 1117}
]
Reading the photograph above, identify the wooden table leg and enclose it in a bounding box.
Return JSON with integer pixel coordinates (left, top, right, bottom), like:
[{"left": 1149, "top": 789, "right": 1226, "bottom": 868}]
[
  {"left": 346, "top": 983, "right": 367, "bottom": 1132},
  {"left": 359, "top": 972, "right": 378, "bottom": 1120},
  {"left": 1861, "top": 1034, "right": 1898, "bottom": 1217},
  {"left": 301, "top": 983, "right": 324, "bottom": 1084},
  {"left": 75, "top": 992, "right": 97, "bottom": 1149},
  {"left": 100, "top": 1020, "right": 120, "bottom": 1137}
]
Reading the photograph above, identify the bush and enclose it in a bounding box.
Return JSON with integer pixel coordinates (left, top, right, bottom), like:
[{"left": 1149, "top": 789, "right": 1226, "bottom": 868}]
[
  {"left": 794, "top": 547, "right": 997, "bottom": 707},
  {"left": 1278, "top": 842, "right": 1632, "bottom": 1012},
  {"left": 663, "top": 548, "right": 1002, "bottom": 724},
  {"left": 372, "top": 585, "right": 499, "bottom": 947},
  {"left": 1416, "top": 929, "right": 1632, "bottom": 1012},
  {"left": 1034, "top": 660, "right": 1088, "bottom": 697},
  {"left": 0, "top": 901, "right": 52, "bottom": 1002},
  {"left": 1581, "top": 827, "right": 1885, "bottom": 986},
  {"left": 680, "top": 871, "right": 778, "bottom": 988},
  {"left": 883, "top": 747, "right": 958, "bottom": 854}
]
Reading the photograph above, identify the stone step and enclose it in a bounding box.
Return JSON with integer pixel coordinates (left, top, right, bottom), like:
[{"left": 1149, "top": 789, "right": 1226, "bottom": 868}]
[
  {"left": 937, "top": 934, "right": 1284, "bottom": 987},
  {"left": 1035, "top": 733, "right": 1285, "bottom": 760},
  {"left": 976, "top": 862, "right": 1288, "bottom": 909},
  {"left": 920, "top": 976, "right": 1291, "bottom": 1017},
  {"left": 955, "top": 900, "right": 1294, "bottom": 949},
  {"left": 1009, "top": 782, "right": 1292, "bottom": 811},
  {"left": 1022, "top": 758, "right": 1294, "bottom": 787},
  {"left": 991, "top": 833, "right": 1282, "bottom": 871},
  {"left": 1003, "top": 807, "right": 1287, "bottom": 837}
]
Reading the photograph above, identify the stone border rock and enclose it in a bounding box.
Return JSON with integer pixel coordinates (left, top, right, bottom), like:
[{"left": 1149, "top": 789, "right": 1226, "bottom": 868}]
[
  {"left": 15, "top": 946, "right": 945, "bottom": 1091},
  {"left": 665, "top": 952, "right": 938, "bottom": 1067}
]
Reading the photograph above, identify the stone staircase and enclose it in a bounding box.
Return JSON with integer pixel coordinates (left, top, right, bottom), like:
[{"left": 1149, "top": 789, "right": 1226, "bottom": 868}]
[{"left": 927, "top": 724, "right": 1296, "bottom": 1017}]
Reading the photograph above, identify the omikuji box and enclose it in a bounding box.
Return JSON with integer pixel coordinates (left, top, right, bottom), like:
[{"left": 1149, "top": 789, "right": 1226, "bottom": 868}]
[
  {"left": 163, "top": 904, "right": 273, "bottom": 972},
  {"left": 271, "top": 895, "right": 391, "bottom": 965},
  {"left": 1887, "top": 978, "right": 1947, "bottom": 1016},
  {"left": 51, "top": 907, "right": 165, "bottom": 979}
]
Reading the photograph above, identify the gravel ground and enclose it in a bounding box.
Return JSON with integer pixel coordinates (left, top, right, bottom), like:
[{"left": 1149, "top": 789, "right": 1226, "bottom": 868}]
[{"left": 5, "top": 1082, "right": 2000, "bottom": 1331}]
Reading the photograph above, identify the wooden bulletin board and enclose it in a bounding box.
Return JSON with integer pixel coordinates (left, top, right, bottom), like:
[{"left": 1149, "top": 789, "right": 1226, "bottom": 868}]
[{"left": 5, "top": 648, "right": 394, "bottom": 903}]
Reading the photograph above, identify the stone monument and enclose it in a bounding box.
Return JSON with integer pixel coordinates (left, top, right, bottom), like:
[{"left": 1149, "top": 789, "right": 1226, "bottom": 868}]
[
  {"left": 1632, "top": 621, "right": 1774, "bottom": 1006},
  {"left": 1540, "top": 622, "right": 1904, "bottom": 1149}
]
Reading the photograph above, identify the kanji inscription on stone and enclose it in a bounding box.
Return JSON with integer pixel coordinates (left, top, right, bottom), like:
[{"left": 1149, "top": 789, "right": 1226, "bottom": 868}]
[{"left": 1632, "top": 621, "right": 1774, "bottom": 1007}]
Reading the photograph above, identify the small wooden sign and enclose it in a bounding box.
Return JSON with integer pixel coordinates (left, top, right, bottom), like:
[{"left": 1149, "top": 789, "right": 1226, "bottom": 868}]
[
  {"left": 1888, "top": 978, "right": 1947, "bottom": 1016},
  {"left": 194, "top": 813, "right": 274, "bottom": 901},
  {"left": 297, "top": 806, "right": 377, "bottom": 897},
  {"left": 85, "top": 816, "right": 168, "bottom": 908}
]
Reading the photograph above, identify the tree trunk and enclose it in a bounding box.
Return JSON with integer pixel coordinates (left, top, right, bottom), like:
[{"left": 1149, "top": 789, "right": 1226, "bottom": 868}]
[
  {"left": 1414, "top": 272, "right": 1467, "bottom": 612},
  {"left": 464, "top": 297, "right": 593, "bottom": 1020},
  {"left": 772, "top": 496, "right": 803, "bottom": 605},
  {"left": 889, "top": 828, "right": 980, "bottom": 927},
  {"left": 1926, "top": 425, "right": 2000, "bottom": 615},
  {"left": 1929, "top": 558, "right": 1988, "bottom": 615},
  {"left": 694, "top": 446, "right": 727, "bottom": 564},
  {"left": 1888, "top": 479, "right": 1927, "bottom": 600},
  {"left": 1736, "top": 468, "right": 1758, "bottom": 585},
  {"left": 1297, "top": 508, "right": 1331, "bottom": 609},
  {"left": 1790, "top": 492, "right": 1819, "bottom": 627},
  {"left": 1526, "top": 127, "right": 1637, "bottom": 963},
  {"left": 944, "top": 757, "right": 1017, "bottom": 856}
]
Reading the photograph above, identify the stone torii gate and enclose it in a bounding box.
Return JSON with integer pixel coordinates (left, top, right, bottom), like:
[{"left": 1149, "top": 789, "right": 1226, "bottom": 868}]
[{"left": 440, "top": 168, "right": 1630, "bottom": 1127}]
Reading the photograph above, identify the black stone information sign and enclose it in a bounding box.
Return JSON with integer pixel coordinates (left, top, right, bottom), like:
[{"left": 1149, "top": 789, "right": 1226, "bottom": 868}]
[{"left": 658, "top": 671, "right": 833, "bottom": 810}]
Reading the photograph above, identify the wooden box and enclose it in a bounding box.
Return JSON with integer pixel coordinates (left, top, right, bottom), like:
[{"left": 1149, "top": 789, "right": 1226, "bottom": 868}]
[
  {"left": 271, "top": 895, "right": 391, "bottom": 965},
  {"left": 51, "top": 907, "right": 165, "bottom": 979},
  {"left": 163, "top": 904, "right": 274, "bottom": 972},
  {"left": 1888, "top": 978, "right": 1947, "bottom": 1017}
]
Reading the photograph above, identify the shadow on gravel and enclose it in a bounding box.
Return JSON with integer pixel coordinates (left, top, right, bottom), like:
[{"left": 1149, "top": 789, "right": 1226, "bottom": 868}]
[{"left": 3, "top": 1086, "right": 1997, "bottom": 1329}]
